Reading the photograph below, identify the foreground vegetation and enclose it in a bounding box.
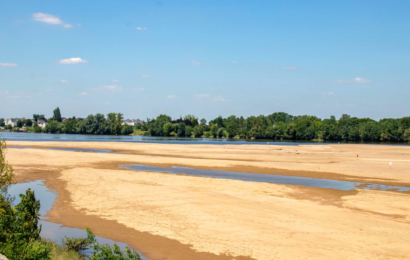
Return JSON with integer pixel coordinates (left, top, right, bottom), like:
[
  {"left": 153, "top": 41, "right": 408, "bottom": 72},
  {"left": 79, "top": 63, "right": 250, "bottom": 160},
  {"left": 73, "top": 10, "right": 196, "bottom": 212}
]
[{"left": 0, "top": 139, "right": 141, "bottom": 259}]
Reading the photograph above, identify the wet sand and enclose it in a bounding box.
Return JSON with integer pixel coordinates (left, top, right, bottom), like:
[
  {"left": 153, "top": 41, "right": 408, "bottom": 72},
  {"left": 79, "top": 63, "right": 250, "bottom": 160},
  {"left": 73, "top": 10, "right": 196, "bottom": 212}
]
[{"left": 6, "top": 141, "right": 410, "bottom": 260}]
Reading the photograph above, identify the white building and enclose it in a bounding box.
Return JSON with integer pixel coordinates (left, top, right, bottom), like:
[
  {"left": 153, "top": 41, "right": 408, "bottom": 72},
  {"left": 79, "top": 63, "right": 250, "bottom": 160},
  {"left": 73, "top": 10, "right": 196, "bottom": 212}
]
[
  {"left": 5, "top": 118, "right": 18, "bottom": 127},
  {"left": 122, "top": 119, "right": 142, "bottom": 126},
  {"left": 37, "top": 120, "right": 48, "bottom": 128}
]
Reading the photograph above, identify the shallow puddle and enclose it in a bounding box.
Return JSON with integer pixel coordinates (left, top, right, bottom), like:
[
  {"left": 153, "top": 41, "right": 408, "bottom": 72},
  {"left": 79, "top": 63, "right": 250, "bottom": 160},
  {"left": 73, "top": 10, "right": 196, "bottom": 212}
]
[
  {"left": 7, "top": 180, "right": 149, "bottom": 259},
  {"left": 121, "top": 164, "right": 410, "bottom": 192}
]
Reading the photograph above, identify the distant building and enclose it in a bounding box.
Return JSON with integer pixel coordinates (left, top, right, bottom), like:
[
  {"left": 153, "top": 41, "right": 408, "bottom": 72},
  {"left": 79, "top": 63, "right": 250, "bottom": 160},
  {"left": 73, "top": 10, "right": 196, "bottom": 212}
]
[
  {"left": 37, "top": 120, "right": 48, "bottom": 128},
  {"left": 5, "top": 118, "right": 18, "bottom": 127},
  {"left": 122, "top": 119, "right": 142, "bottom": 126}
]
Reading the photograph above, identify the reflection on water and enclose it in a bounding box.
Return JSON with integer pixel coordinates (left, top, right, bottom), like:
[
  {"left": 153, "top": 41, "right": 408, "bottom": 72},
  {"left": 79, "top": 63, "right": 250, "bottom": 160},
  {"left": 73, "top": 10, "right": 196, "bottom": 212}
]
[
  {"left": 7, "top": 180, "right": 149, "bottom": 260},
  {"left": 121, "top": 164, "right": 410, "bottom": 192}
]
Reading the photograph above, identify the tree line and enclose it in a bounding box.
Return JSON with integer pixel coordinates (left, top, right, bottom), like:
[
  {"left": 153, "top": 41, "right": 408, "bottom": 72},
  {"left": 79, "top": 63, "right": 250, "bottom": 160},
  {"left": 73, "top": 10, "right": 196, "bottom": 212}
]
[
  {"left": 3, "top": 109, "right": 410, "bottom": 142},
  {"left": 143, "top": 112, "right": 410, "bottom": 142}
]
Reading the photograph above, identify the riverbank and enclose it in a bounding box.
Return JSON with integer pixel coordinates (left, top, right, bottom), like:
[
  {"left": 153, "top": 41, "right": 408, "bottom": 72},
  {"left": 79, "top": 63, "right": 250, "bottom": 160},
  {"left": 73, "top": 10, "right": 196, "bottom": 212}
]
[{"left": 6, "top": 141, "right": 410, "bottom": 260}]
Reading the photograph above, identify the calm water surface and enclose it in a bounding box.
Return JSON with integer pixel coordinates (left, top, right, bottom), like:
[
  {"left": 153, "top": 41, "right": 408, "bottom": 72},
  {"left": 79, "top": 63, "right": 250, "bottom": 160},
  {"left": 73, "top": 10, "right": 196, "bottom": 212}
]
[
  {"left": 121, "top": 164, "right": 410, "bottom": 192},
  {"left": 7, "top": 180, "right": 149, "bottom": 259},
  {"left": 1, "top": 132, "right": 409, "bottom": 146}
]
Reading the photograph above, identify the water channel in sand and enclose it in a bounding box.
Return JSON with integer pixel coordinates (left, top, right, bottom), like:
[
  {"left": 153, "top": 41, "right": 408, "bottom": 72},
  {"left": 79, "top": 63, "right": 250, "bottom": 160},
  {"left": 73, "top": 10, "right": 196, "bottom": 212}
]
[
  {"left": 7, "top": 180, "right": 149, "bottom": 259},
  {"left": 120, "top": 164, "right": 410, "bottom": 192}
]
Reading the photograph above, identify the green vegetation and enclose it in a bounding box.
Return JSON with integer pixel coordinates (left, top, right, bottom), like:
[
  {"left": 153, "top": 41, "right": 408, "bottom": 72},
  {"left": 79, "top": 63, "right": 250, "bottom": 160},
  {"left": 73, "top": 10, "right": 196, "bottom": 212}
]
[
  {"left": 0, "top": 139, "right": 141, "bottom": 259},
  {"left": 7, "top": 108, "right": 410, "bottom": 142},
  {"left": 0, "top": 119, "right": 4, "bottom": 127},
  {"left": 132, "top": 129, "right": 146, "bottom": 136},
  {"left": 142, "top": 112, "right": 410, "bottom": 142}
]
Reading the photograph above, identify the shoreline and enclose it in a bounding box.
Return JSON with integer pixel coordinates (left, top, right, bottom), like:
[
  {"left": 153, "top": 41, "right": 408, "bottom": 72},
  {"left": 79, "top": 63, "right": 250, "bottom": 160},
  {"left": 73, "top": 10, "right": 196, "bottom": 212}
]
[{"left": 7, "top": 141, "right": 410, "bottom": 260}]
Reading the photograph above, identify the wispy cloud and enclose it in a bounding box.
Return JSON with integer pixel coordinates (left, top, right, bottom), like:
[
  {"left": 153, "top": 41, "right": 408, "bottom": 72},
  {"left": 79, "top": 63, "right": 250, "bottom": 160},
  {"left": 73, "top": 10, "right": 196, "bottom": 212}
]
[
  {"left": 213, "top": 95, "right": 227, "bottom": 102},
  {"left": 337, "top": 77, "right": 371, "bottom": 84},
  {"left": 7, "top": 91, "right": 31, "bottom": 99},
  {"left": 190, "top": 60, "right": 201, "bottom": 65},
  {"left": 167, "top": 94, "right": 177, "bottom": 99},
  {"left": 93, "top": 85, "right": 123, "bottom": 93},
  {"left": 32, "top": 13, "right": 63, "bottom": 24},
  {"left": 59, "top": 57, "right": 88, "bottom": 64},
  {"left": 79, "top": 92, "right": 89, "bottom": 96},
  {"left": 194, "top": 94, "right": 229, "bottom": 102},
  {"left": 141, "top": 74, "right": 151, "bottom": 78},
  {"left": 136, "top": 27, "right": 147, "bottom": 30},
  {"left": 32, "top": 13, "right": 75, "bottom": 29},
  {"left": 111, "top": 79, "right": 120, "bottom": 83},
  {"left": 0, "top": 90, "right": 9, "bottom": 95},
  {"left": 0, "top": 63, "right": 18, "bottom": 67},
  {"left": 59, "top": 79, "right": 68, "bottom": 83},
  {"left": 321, "top": 92, "right": 334, "bottom": 95},
  {"left": 283, "top": 66, "right": 298, "bottom": 70}
]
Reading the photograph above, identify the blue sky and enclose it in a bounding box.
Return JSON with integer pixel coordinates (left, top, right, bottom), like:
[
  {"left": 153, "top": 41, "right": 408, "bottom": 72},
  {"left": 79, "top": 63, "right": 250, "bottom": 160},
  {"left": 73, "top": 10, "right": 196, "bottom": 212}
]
[{"left": 1, "top": 0, "right": 409, "bottom": 121}]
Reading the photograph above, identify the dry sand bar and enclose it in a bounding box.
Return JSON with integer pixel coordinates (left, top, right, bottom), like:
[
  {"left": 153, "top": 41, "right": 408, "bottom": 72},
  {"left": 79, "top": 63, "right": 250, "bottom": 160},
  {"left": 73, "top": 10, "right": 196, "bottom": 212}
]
[{"left": 7, "top": 141, "right": 410, "bottom": 260}]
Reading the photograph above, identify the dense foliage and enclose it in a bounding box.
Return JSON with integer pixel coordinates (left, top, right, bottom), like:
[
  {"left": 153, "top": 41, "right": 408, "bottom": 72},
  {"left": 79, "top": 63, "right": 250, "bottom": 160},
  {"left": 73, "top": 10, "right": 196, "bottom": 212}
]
[
  {"left": 42, "top": 113, "right": 133, "bottom": 135},
  {"left": 143, "top": 112, "right": 410, "bottom": 142}
]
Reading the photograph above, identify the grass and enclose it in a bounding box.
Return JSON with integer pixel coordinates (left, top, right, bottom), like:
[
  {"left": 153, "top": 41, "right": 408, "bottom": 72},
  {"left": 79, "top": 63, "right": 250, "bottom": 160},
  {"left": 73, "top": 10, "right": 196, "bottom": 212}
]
[
  {"left": 132, "top": 129, "right": 146, "bottom": 135},
  {"left": 40, "top": 239, "right": 83, "bottom": 260}
]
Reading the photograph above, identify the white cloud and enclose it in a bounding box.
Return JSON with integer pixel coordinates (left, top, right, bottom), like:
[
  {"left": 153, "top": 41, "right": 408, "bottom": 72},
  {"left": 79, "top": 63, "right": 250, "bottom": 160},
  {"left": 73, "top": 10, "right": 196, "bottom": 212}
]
[
  {"left": 105, "top": 102, "right": 110, "bottom": 105},
  {"left": 213, "top": 95, "right": 227, "bottom": 102},
  {"left": 77, "top": 24, "right": 82, "bottom": 26},
  {"left": 190, "top": 60, "right": 201, "bottom": 65},
  {"left": 79, "top": 92, "right": 89, "bottom": 96},
  {"left": 136, "top": 27, "right": 147, "bottom": 30},
  {"left": 141, "top": 74, "right": 151, "bottom": 78},
  {"left": 0, "top": 63, "right": 18, "bottom": 67},
  {"left": 232, "top": 61, "right": 238, "bottom": 64},
  {"left": 59, "top": 57, "right": 88, "bottom": 64},
  {"left": 328, "top": 92, "right": 334, "bottom": 95},
  {"left": 321, "top": 92, "right": 334, "bottom": 95},
  {"left": 0, "top": 90, "right": 9, "bottom": 95},
  {"left": 337, "top": 77, "right": 371, "bottom": 84},
  {"left": 32, "top": 13, "right": 63, "bottom": 25},
  {"left": 194, "top": 94, "right": 228, "bottom": 102},
  {"left": 93, "top": 85, "right": 123, "bottom": 92},
  {"left": 63, "top": 23, "right": 73, "bottom": 28},
  {"left": 283, "top": 66, "right": 298, "bottom": 70},
  {"left": 59, "top": 79, "right": 68, "bottom": 83},
  {"left": 111, "top": 79, "right": 120, "bottom": 83},
  {"left": 7, "top": 91, "right": 31, "bottom": 99},
  {"left": 167, "top": 94, "right": 177, "bottom": 99},
  {"left": 195, "top": 94, "right": 211, "bottom": 99}
]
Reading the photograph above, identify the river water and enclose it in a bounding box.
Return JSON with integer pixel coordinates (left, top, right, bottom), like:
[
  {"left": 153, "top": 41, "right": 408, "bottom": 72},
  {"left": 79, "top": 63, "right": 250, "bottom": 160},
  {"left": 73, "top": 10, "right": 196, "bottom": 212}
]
[
  {"left": 7, "top": 180, "right": 149, "bottom": 259},
  {"left": 2, "top": 132, "right": 409, "bottom": 146}
]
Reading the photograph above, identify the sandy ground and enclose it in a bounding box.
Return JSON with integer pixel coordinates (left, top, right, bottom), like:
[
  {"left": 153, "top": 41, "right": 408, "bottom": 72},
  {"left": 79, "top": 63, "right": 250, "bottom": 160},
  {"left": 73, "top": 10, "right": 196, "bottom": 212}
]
[{"left": 5, "top": 141, "right": 410, "bottom": 260}]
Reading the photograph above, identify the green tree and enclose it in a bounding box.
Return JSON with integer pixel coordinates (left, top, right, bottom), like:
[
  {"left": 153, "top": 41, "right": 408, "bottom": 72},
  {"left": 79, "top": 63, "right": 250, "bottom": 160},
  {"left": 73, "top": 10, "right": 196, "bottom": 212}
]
[
  {"left": 177, "top": 123, "right": 186, "bottom": 137},
  {"left": 33, "top": 115, "right": 39, "bottom": 122},
  {"left": 5, "top": 125, "right": 12, "bottom": 130},
  {"left": 200, "top": 118, "right": 206, "bottom": 126},
  {"left": 45, "top": 120, "right": 60, "bottom": 134},
  {"left": 53, "top": 107, "right": 62, "bottom": 122},
  {"left": 16, "top": 120, "right": 23, "bottom": 128},
  {"left": 24, "top": 119, "right": 33, "bottom": 127},
  {"left": 163, "top": 122, "right": 174, "bottom": 136},
  {"left": 0, "top": 119, "right": 4, "bottom": 127},
  {"left": 192, "top": 125, "right": 204, "bottom": 137},
  {"left": 185, "top": 126, "right": 193, "bottom": 137}
]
